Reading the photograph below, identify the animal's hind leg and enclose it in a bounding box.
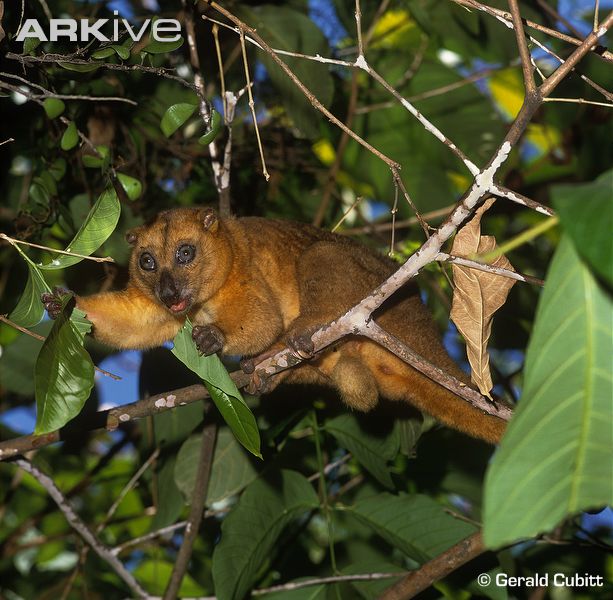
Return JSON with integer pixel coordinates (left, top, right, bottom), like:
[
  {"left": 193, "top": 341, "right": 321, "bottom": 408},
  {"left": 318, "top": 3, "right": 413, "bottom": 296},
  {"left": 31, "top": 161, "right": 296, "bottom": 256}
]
[
  {"left": 286, "top": 242, "right": 381, "bottom": 348},
  {"left": 330, "top": 353, "right": 379, "bottom": 411}
]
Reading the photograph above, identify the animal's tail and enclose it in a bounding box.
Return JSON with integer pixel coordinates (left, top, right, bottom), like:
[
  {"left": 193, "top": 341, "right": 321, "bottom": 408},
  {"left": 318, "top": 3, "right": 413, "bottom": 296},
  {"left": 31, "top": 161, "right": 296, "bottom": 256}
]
[{"left": 358, "top": 341, "right": 507, "bottom": 445}]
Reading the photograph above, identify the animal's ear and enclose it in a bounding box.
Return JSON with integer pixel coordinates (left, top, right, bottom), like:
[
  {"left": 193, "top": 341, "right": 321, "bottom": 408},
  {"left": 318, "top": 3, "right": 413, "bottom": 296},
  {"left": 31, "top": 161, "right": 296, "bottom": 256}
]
[
  {"left": 200, "top": 207, "right": 219, "bottom": 233},
  {"left": 125, "top": 226, "right": 142, "bottom": 245}
]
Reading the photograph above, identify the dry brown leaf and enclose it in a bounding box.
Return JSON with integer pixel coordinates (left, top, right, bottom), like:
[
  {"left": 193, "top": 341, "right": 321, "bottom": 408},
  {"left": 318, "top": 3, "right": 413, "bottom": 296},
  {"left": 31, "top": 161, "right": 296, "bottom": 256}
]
[{"left": 450, "top": 198, "right": 516, "bottom": 397}]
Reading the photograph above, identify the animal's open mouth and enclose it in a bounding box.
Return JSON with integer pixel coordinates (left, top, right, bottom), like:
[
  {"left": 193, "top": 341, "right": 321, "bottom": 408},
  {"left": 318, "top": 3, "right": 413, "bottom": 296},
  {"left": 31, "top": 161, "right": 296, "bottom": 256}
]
[{"left": 168, "top": 298, "right": 189, "bottom": 313}]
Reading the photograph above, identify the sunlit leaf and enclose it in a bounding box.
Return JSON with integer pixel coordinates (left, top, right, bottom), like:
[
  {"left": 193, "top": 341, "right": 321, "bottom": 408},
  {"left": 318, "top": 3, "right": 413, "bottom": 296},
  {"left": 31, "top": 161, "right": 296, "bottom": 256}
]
[
  {"left": 552, "top": 169, "right": 613, "bottom": 286},
  {"left": 43, "top": 98, "right": 65, "bottom": 119},
  {"left": 117, "top": 173, "right": 142, "bottom": 200},
  {"left": 172, "top": 320, "right": 261, "bottom": 457},
  {"left": 484, "top": 237, "right": 613, "bottom": 547},
  {"left": 40, "top": 188, "right": 120, "bottom": 270},
  {"left": 60, "top": 121, "right": 79, "bottom": 151},
  {"left": 488, "top": 68, "right": 523, "bottom": 120},
  {"left": 161, "top": 103, "right": 197, "bottom": 137},
  {"left": 133, "top": 560, "right": 205, "bottom": 596}
]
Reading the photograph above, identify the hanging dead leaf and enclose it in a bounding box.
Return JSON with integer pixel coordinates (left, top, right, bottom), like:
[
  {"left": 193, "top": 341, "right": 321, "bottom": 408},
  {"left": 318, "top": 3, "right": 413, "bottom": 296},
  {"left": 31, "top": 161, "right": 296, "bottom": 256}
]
[{"left": 450, "top": 198, "right": 516, "bottom": 397}]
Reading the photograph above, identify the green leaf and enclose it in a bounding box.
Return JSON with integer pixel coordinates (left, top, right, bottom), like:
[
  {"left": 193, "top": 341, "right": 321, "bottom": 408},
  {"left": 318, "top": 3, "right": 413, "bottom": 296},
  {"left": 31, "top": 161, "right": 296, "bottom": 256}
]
[
  {"left": 9, "top": 263, "right": 49, "bottom": 327},
  {"left": 112, "top": 44, "right": 131, "bottom": 60},
  {"left": 40, "top": 188, "right": 120, "bottom": 270},
  {"left": 483, "top": 237, "right": 613, "bottom": 547},
  {"left": 175, "top": 428, "right": 259, "bottom": 506},
  {"left": 161, "top": 103, "right": 197, "bottom": 137},
  {"left": 43, "top": 98, "right": 65, "bottom": 119},
  {"left": 133, "top": 560, "right": 205, "bottom": 596},
  {"left": 349, "top": 493, "right": 476, "bottom": 563},
  {"left": 49, "top": 158, "right": 67, "bottom": 181},
  {"left": 34, "top": 293, "right": 94, "bottom": 434},
  {"left": 171, "top": 320, "right": 261, "bottom": 458},
  {"left": 325, "top": 414, "right": 399, "bottom": 488},
  {"left": 117, "top": 173, "right": 142, "bottom": 201},
  {"left": 151, "top": 455, "right": 185, "bottom": 530},
  {"left": 60, "top": 121, "right": 79, "bottom": 151},
  {"left": 82, "top": 145, "right": 110, "bottom": 169},
  {"left": 0, "top": 322, "right": 52, "bottom": 397},
  {"left": 24, "top": 37, "right": 42, "bottom": 54},
  {"left": 212, "top": 470, "right": 319, "bottom": 600},
  {"left": 198, "top": 109, "right": 223, "bottom": 145},
  {"left": 142, "top": 35, "right": 184, "bottom": 55},
  {"left": 58, "top": 61, "right": 101, "bottom": 73},
  {"left": 552, "top": 170, "right": 613, "bottom": 285},
  {"left": 91, "top": 47, "right": 116, "bottom": 60}
]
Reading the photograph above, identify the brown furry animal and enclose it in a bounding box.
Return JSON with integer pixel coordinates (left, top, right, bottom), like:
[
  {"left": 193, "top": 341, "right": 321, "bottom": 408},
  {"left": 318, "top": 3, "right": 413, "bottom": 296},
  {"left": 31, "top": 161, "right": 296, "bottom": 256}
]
[{"left": 46, "top": 207, "right": 506, "bottom": 444}]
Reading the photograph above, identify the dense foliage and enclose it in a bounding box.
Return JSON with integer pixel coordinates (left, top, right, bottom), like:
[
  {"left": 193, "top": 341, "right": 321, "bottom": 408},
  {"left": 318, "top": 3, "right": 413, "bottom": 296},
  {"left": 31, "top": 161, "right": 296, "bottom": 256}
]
[{"left": 0, "top": 1, "right": 611, "bottom": 598}]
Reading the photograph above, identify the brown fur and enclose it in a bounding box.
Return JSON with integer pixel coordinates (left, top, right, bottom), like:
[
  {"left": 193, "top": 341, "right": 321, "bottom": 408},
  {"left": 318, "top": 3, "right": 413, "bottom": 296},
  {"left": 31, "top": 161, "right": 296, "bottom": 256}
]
[{"left": 76, "top": 207, "right": 506, "bottom": 444}]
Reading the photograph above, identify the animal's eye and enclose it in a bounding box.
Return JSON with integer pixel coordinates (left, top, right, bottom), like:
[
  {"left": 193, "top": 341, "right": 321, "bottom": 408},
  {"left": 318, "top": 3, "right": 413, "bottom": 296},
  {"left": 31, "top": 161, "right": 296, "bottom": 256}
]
[
  {"left": 139, "top": 252, "right": 157, "bottom": 271},
  {"left": 176, "top": 244, "right": 196, "bottom": 265}
]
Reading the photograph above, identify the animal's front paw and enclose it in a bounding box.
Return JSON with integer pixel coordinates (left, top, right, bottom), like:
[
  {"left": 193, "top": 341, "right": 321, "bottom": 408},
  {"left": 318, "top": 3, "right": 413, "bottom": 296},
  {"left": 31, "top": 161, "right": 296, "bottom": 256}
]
[
  {"left": 41, "top": 287, "right": 74, "bottom": 319},
  {"left": 192, "top": 324, "right": 225, "bottom": 355}
]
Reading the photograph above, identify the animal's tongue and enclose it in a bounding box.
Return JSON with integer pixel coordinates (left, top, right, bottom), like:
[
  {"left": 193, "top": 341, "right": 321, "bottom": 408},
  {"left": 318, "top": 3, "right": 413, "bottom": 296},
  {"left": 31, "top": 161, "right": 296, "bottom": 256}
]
[{"left": 169, "top": 299, "right": 188, "bottom": 313}]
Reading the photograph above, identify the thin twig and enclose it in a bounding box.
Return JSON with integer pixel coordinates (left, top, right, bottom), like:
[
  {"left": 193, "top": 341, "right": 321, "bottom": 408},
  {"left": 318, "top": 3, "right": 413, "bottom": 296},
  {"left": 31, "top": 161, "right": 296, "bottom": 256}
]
[
  {"left": 451, "top": 0, "right": 613, "bottom": 64},
  {"left": 99, "top": 449, "right": 160, "bottom": 531},
  {"left": 0, "top": 314, "right": 121, "bottom": 380},
  {"left": 508, "top": 0, "right": 537, "bottom": 94},
  {"left": 239, "top": 29, "right": 269, "bottom": 181},
  {"left": 543, "top": 97, "right": 613, "bottom": 108},
  {"left": 0, "top": 233, "right": 115, "bottom": 264},
  {"left": 112, "top": 521, "right": 188, "bottom": 556},
  {"left": 0, "top": 71, "right": 137, "bottom": 104},
  {"left": 437, "top": 252, "right": 544, "bottom": 286},
  {"left": 355, "top": 0, "right": 365, "bottom": 58},
  {"left": 312, "top": 70, "right": 359, "bottom": 227},
  {"left": 206, "top": 3, "right": 400, "bottom": 171},
  {"left": 5, "top": 53, "right": 196, "bottom": 90},
  {"left": 331, "top": 196, "right": 364, "bottom": 233},
  {"left": 252, "top": 571, "right": 407, "bottom": 595},
  {"left": 14, "top": 459, "right": 148, "bottom": 599},
  {"left": 528, "top": 36, "right": 613, "bottom": 102},
  {"left": 340, "top": 206, "right": 454, "bottom": 235}
]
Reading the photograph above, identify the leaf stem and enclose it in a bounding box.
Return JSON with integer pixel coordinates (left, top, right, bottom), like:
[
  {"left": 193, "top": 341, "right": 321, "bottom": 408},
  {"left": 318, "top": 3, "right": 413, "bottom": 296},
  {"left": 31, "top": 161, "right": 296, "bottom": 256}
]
[
  {"left": 311, "top": 410, "right": 339, "bottom": 579},
  {"left": 476, "top": 216, "right": 559, "bottom": 262},
  {"left": 0, "top": 233, "right": 115, "bottom": 264}
]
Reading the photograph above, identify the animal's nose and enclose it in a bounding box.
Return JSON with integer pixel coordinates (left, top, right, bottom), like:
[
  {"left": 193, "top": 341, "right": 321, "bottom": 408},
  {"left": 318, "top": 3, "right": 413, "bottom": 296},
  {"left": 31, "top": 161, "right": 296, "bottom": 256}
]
[{"left": 158, "top": 269, "right": 180, "bottom": 306}]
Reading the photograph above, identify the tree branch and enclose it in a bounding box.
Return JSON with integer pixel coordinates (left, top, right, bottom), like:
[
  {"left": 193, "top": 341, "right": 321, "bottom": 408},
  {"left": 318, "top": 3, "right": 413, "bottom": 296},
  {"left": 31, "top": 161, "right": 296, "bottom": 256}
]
[
  {"left": 0, "top": 373, "right": 250, "bottom": 461},
  {"left": 13, "top": 459, "right": 148, "bottom": 599},
  {"left": 378, "top": 531, "right": 486, "bottom": 599},
  {"left": 163, "top": 416, "right": 218, "bottom": 600},
  {"left": 451, "top": 0, "right": 613, "bottom": 64},
  {"left": 508, "top": 0, "right": 537, "bottom": 95}
]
